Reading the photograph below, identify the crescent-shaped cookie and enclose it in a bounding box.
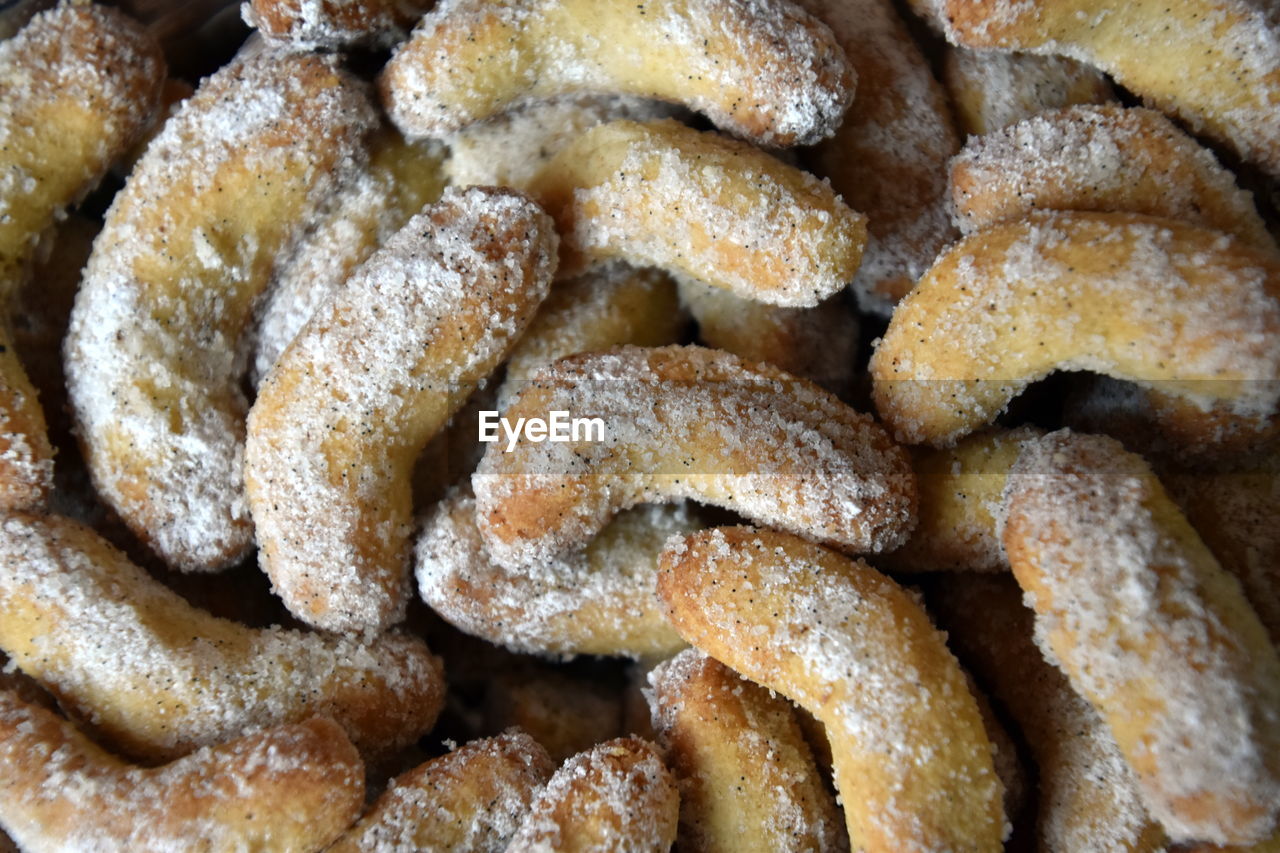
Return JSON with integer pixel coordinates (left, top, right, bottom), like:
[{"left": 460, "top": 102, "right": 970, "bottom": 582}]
[
  {"left": 0, "top": 512, "right": 445, "bottom": 762},
  {"left": 250, "top": 126, "right": 447, "bottom": 387},
  {"left": 1003, "top": 430, "right": 1280, "bottom": 844},
  {"left": 657, "top": 526, "right": 1006, "bottom": 851},
  {"left": 416, "top": 488, "right": 692, "bottom": 661},
  {"left": 871, "top": 211, "right": 1280, "bottom": 450},
  {"left": 381, "top": 0, "right": 853, "bottom": 147},
  {"left": 802, "top": 0, "right": 960, "bottom": 315},
  {"left": 474, "top": 344, "right": 916, "bottom": 570},
  {"left": 327, "top": 730, "right": 554, "bottom": 853},
  {"left": 526, "top": 119, "right": 866, "bottom": 307},
  {"left": 941, "top": 0, "right": 1280, "bottom": 181},
  {"left": 505, "top": 737, "right": 680, "bottom": 852},
  {"left": 65, "top": 49, "right": 375, "bottom": 571},
  {"left": 246, "top": 185, "right": 557, "bottom": 634},
  {"left": 950, "top": 105, "right": 1272, "bottom": 248},
  {"left": 648, "top": 649, "right": 846, "bottom": 851},
  {"left": 929, "top": 575, "right": 1170, "bottom": 852},
  {"left": 0, "top": 697, "right": 365, "bottom": 853},
  {"left": 246, "top": 0, "right": 431, "bottom": 48},
  {"left": 942, "top": 47, "right": 1114, "bottom": 136},
  {"left": 0, "top": 4, "right": 164, "bottom": 511}
]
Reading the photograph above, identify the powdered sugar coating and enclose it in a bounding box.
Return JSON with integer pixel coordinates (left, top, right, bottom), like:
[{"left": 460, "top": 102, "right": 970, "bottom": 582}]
[
  {"left": 0, "top": 381, "right": 51, "bottom": 513},
  {"left": 942, "top": 47, "right": 1114, "bottom": 136},
  {"left": 506, "top": 736, "right": 679, "bottom": 852},
  {"left": 930, "top": 575, "right": 1167, "bottom": 852},
  {"left": 802, "top": 0, "right": 960, "bottom": 316},
  {"left": 0, "top": 3, "right": 165, "bottom": 512},
  {"left": 1003, "top": 430, "right": 1280, "bottom": 844},
  {"left": 328, "top": 730, "right": 554, "bottom": 853},
  {"left": 65, "top": 49, "right": 376, "bottom": 572},
  {"left": 0, "top": 697, "right": 365, "bottom": 853},
  {"left": 473, "top": 345, "right": 916, "bottom": 571},
  {"left": 244, "top": 0, "right": 430, "bottom": 49},
  {"left": 530, "top": 119, "right": 865, "bottom": 307},
  {"left": 871, "top": 211, "right": 1280, "bottom": 448},
  {"left": 941, "top": 0, "right": 1280, "bottom": 181},
  {"left": 657, "top": 527, "right": 1006, "bottom": 851},
  {"left": 246, "top": 186, "right": 557, "bottom": 635},
  {"left": 0, "top": 2, "right": 163, "bottom": 289},
  {"left": 381, "top": 0, "right": 853, "bottom": 147},
  {"left": 950, "top": 105, "right": 1273, "bottom": 249},
  {"left": 416, "top": 489, "right": 693, "bottom": 660},
  {"left": 250, "top": 128, "right": 446, "bottom": 387},
  {"left": 647, "top": 649, "right": 846, "bottom": 851},
  {"left": 444, "top": 95, "right": 684, "bottom": 192},
  {"left": 0, "top": 513, "right": 445, "bottom": 762}
]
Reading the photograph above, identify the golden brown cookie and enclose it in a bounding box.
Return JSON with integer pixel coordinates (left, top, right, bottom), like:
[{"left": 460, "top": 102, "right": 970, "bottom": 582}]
[
  {"left": 0, "top": 512, "right": 445, "bottom": 762},
  {"left": 506, "top": 737, "right": 679, "bottom": 852},
  {"left": 0, "top": 697, "right": 365, "bottom": 853},
  {"left": 381, "top": 0, "right": 853, "bottom": 147},
  {"left": 871, "top": 211, "right": 1280, "bottom": 452},
  {"left": 246, "top": 186, "right": 557, "bottom": 634},
  {"left": 658, "top": 526, "right": 1006, "bottom": 852},
  {"left": 527, "top": 119, "right": 866, "bottom": 307},
  {"left": 65, "top": 49, "right": 375, "bottom": 571},
  {"left": 474, "top": 345, "right": 916, "bottom": 570},
  {"left": 1004, "top": 431, "right": 1280, "bottom": 843}
]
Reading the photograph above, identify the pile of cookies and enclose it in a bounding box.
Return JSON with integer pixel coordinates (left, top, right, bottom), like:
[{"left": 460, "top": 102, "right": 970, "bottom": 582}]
[{"left": 0, "top": 0, "right": 1277, "bottom": 850}]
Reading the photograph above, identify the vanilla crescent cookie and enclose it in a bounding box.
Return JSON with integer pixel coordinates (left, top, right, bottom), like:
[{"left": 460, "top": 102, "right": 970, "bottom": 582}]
[
  {"left": 65, "top": 49, "right": 376, "bottom": 572},
  {"left": 657, "top": 527, "right": 1006, "bottom": 852},
  {"left": 505, "top": 737, "right": 679, "bottom": 852},
  {"left": 648, "top": 648, "right": 846, "bottom": 852},
  {"left": 328, "top": 730, "right": 554, "bottom": 853},
  {"left": 802, "top": 0, "right": 960, "bottom": 315},
  {"left": 246, "top": 186, "right": 557, "bottom": 635},
  {"left": 950, "top": 105, "right": 1273, "bottom": 249},
  {"left": 940, "top": 0, "right": 1280, "bottom": 181},
  {"left": 1003, "top": 430, "right": 1280, "bottom": 844},
  {"left": 929, "top": 575, "right": 1169, "bottom": 852},
  {"left": 0, "top": 696, "right": 365, "bottom": 853},
  {"left": 473, "top": 345, "right": 916, "bottom": 571},
  {"left": 251, "top": 126, "right": 447, "bottom": 387},
  {"left": 416, "top": 488, "right": 692, "bottom": 661},
  {"left": 526, "top": 118, "right": 867, "bottom": 307},
  {"left": 380, "top": 0, "right": 853, "bottom": 147},
  {"left": 870, "top": 211, "right": 1280, "bottom": 449},
  {"left": 0, "top": 513, "right": 445, "bottom": 762},
  {"left": 0, "top": 4, "right": 163, "bottom": 511}
]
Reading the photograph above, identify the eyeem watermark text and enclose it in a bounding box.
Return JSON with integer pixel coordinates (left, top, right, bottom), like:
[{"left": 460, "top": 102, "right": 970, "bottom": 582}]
[{"left": 479, "top": 410, "right": 606, "bottom": 452}]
